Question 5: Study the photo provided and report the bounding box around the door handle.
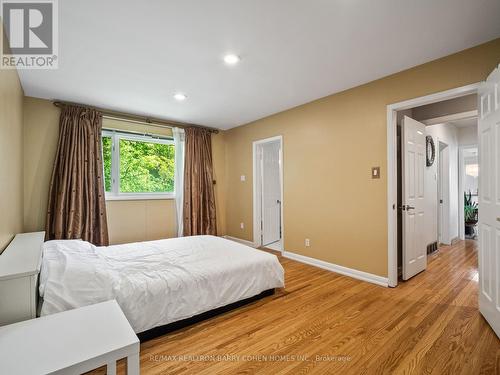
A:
[398,205,415,211]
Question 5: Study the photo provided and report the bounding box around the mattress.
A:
[39,235,284,333]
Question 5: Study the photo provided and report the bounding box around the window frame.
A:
[102,129,176,201]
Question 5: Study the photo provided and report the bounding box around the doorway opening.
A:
[459,145,479,240]
[253,136,284,252]
[388,83,480,287]
[390,64,499,337]
[438,140,450,245]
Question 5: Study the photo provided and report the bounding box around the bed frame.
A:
[38,288,275,342]
[137,288,275,341]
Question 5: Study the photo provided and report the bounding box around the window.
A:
[102,130,175,200]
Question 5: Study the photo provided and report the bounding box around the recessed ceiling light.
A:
[223,54,240,65]
[173,93,187,101]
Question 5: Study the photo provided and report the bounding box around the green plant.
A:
[464,190,478,223]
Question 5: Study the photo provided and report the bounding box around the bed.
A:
[39,235,284,335]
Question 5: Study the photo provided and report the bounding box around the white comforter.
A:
[39,236,284,333]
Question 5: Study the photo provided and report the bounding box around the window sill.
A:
[105,194,175,201]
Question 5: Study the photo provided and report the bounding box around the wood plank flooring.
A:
[91,240,499,374]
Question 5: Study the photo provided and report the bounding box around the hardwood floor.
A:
[93,240,499,374]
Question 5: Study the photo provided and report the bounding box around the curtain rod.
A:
[52,100,219,134]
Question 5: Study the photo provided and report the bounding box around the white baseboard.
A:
[222,236,388,287]
[282,251,389,287]
[222,235,258,248]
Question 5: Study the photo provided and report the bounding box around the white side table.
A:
[0,231,45,326]
[0,300,140,375]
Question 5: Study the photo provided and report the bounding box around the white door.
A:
[261,142,281,246]
[402,116,427,280]
[478,64,500,338]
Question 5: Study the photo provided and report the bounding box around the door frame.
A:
[387,83,480,287]
[253,135,284,252]
[437,140,450,245]
[458,144,478,240]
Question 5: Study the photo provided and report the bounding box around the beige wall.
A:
[0,32,24,252]
[22,97,227,243]
[224,38,500,277]
[23,97,60,232]
[106,199,177,244]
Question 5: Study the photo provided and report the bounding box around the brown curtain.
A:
[45,105,109,245]
[183,127,217,236]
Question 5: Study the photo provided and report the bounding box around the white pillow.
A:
[39,239,102,299]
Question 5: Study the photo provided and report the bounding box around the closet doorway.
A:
[253,136,284,252]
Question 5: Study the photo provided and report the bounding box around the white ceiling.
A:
[18,0,500,129]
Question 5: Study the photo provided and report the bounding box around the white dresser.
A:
[0,232,45,326]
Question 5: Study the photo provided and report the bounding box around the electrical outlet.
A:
[305,238,310,247]
[240,222,244,229]
[240,175,246,182]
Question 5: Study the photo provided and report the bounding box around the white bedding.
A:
[39,235,284,333]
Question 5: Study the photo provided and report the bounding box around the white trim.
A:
[252,135,284,253]
[387,83,480,287]
[421,110,478,126]
[283,251,389,287]
[387,106,398,287]
[222,235,258,248]
[387,83,480,112]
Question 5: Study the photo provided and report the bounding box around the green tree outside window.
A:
[102,135,175,194]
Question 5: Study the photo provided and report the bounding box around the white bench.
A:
[0,300,140,375]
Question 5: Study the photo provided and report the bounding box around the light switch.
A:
[240,175,246,182]
[372,167,380,179]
